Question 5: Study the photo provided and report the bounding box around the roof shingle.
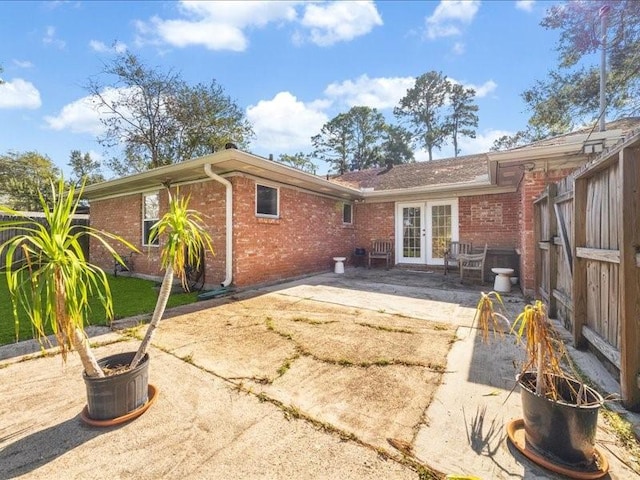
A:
[328,153,489,191]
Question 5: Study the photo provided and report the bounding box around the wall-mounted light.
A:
[583,140,604,154]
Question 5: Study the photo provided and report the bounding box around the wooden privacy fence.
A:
[533,132,640,409]
[0,213,90,269]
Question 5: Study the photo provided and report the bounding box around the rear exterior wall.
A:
[353,202,396,264]
[231,176,355,286]
[90,177,356,288]
[89,181,227,286]
[458,192,520,249]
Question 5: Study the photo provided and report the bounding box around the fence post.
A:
[619,147,640,409]
[572,176,588,349]
[547,183,558,317]
[533,187,545,298]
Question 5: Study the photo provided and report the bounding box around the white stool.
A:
[492,268,514,293]
[333,257,346,274]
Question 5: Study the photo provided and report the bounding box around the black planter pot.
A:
[83,352,149,420]
[519,372,603,468]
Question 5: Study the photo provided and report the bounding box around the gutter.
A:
[204,164,233,287]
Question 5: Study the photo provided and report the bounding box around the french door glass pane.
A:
[402,207,421,258]
[431,205,452,259]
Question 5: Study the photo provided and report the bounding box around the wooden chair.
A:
[444,241,473,275]
[459,243,488,283]
[368,239,393,269]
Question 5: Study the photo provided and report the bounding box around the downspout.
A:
[204,164,233,287]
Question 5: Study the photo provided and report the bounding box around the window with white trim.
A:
[142,192,160,246]
[256,184,279,217]
[343,203,353,224]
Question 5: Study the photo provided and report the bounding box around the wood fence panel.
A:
[537,135,640,408]
[554,190,574,330]
[0,214,89,269]
[584,166,620,350]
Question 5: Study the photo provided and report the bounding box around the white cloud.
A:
[515,1,535,12]
[136,0,381,51]
[447,76,497,98]
[457,129,511,154]
[324,74,414,109]
[89,40,127,53]
[43,26,66,49]
[464,79,497,98]
[136,1,297,51]
[432,128,511,159]
[88,149,104,163]
[300,0,382,46]
[13,59,34,69]
[452,42,465,55]
[44,87,131,135]
[0,79,41,109]
[246,91,328,153]
[425,0,481,39]
[44,96,104,134]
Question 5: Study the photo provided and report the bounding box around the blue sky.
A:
[0,0,569,178]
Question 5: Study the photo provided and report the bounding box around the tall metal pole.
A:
[599,5,610,132]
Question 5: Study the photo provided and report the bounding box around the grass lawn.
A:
[0,273,199,347]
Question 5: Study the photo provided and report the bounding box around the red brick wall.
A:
[459,192,520,248]
[519,168,575,295]
[88,167,577,294]
[353,202,396,262]
[89,181,227,285]
[232,176,355,286]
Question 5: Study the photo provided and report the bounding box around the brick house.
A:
[83,119,639,295]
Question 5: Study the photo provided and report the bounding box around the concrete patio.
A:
[0,267,638,479]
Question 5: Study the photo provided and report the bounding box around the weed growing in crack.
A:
[181,353,194,364]
[292,317,336,325]
[265,317,293,340]
[283,404,303,421]
[357,322,415,334]
[277,354,299,377]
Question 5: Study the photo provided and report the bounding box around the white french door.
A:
[396,200,458,265]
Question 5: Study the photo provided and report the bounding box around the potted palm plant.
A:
[474,292,607,476]
[82,187,214,424]
[0,180,213,425]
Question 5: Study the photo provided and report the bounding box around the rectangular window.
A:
[143,192,160,246]
[342,203,353,224]
[256,184,279,217]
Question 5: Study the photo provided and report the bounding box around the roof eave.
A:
[358,176,513,201]
[83,150,360,201]
[487,129,625,166]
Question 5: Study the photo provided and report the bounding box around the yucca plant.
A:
[475,291,605,469]
[0,179,137,378]
[474,292,588,403]
[128,187,214,370]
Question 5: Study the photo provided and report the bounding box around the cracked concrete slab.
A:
[1,267,638,479]
[0,340,414,480]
